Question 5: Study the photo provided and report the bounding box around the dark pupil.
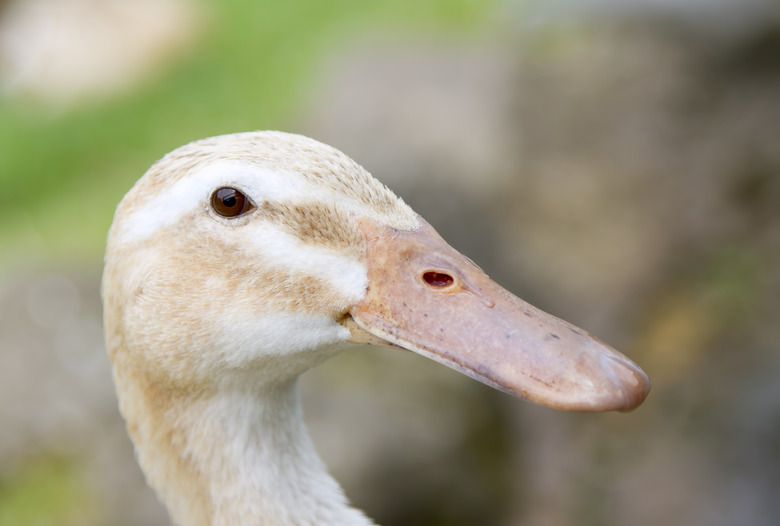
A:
[212,187,248,217]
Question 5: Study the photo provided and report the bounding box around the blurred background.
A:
[1,0,779,524]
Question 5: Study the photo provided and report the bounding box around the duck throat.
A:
[117,375,375,526]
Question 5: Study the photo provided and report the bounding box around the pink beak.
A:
[343,217,650,412]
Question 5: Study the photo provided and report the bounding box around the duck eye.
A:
[211,187,253,218]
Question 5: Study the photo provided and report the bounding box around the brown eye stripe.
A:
[211,188,254,218]
[255,202,364,258]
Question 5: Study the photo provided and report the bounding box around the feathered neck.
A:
[115,365,375,526]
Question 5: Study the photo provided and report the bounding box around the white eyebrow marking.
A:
[117,161,305,245]
[116,157,420,249]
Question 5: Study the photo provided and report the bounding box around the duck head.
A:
[103,131,649,411]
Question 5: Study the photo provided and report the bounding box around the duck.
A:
[102,131,650,526]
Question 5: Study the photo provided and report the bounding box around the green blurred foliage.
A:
[0,454,96,526]
[0,0,493,267]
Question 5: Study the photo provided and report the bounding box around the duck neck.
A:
[120,375,375,526]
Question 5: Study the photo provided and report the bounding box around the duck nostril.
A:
[422,271,454,288]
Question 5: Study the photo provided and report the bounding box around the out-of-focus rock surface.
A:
[2,8,779,526]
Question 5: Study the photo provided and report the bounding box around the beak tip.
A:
[605,356,652,412]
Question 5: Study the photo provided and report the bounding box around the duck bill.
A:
[345,217,650,412]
